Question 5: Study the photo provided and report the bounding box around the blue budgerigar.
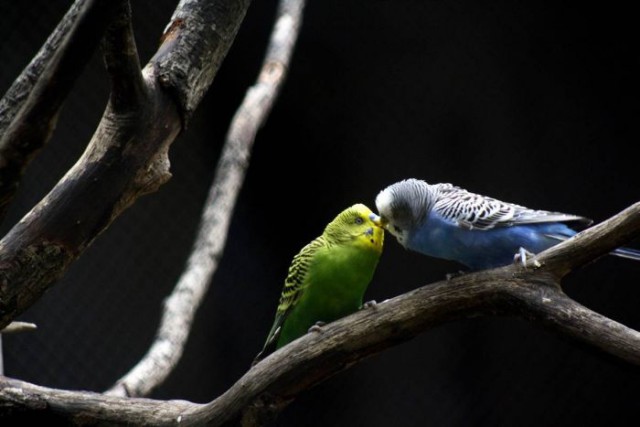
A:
[375,178,640,270]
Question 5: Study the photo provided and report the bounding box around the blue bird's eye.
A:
[355,217,364,225]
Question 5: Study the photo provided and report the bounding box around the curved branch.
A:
[106,0,306,398]
[0,376,195,425]
[507,282,640,364]
[2,262,640,424]
[2,190,640,422]
[0,273,515,425]
[0,0,251,330]
[0,321,37,334]
[0,0,119,220]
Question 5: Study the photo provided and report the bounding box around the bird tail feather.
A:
[544,233,640,261]
[611,246,640,261]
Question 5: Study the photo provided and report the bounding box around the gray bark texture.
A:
[0,0,251,330]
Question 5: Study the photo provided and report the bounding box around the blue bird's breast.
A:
[406,213,577,270]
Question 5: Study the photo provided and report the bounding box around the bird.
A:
[375,178,640,271]
[253,203,384,363]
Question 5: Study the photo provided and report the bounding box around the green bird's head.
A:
[324,203,385,252]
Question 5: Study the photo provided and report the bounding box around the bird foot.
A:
[513,247,541,268]
[446,270,467,281]
[362,300,377,309]
[308,321,326,334]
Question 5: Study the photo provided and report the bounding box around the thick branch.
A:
[0,0,251,329]
[2,190,640,420]
[0,0,119,220]
[2,265,640,424]
[107,0,305,398]
[152,0,252,123]
[0,376,196,425]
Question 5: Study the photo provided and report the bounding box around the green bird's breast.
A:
[276,243,381,348]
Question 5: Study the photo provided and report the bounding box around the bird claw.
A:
[513,247,540,268]
[362,300,377,309]
[308,321,326,334]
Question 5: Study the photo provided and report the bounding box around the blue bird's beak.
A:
[369,212,387,227]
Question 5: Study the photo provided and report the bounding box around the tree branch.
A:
[102,0,146,113]
[106,0,306,398]
[0,0,119,221]
[1,200,639,424]
[507,282,640,365]
[0,0,251,330]
[0,322,37,334]
[0,376,196,425]
[153,0,253,124]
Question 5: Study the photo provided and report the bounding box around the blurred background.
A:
[1,0,639,425]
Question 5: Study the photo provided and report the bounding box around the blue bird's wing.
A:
[432,184,592,231]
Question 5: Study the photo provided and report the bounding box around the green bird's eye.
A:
[355,217,364,225]
[394,225,402,232]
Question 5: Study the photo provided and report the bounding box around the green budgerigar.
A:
[254,203,384,363]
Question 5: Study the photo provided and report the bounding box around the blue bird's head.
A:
[375,179,431,247]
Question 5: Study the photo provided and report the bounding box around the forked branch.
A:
[0,0,251,330]
[0,0,119,220]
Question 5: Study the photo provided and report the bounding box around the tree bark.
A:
[0,0,251,330]
[0,0,119,220]
[2,240,640,424]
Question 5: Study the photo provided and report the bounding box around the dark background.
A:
[1,1,639,425]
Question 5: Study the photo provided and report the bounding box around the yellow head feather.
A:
[323,203,384,252]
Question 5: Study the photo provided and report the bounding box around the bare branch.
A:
[0,0,251,330]
[507,282,640,365]
[102,0,146,113]
[3,196,640,421]
[3,258,640,424]
[5,200,637,423]
[106,0,306,398]
[0,321,37,334]
[152,0,252,123]
[0,376,197,425]
[216,268,640,424]
[0,0,119,220]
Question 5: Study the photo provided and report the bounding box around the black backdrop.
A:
[1,1,639,426]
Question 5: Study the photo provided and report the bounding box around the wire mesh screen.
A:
[2,1,640,426]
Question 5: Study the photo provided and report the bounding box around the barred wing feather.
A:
[254,237,325,362]
[433,184,592,230]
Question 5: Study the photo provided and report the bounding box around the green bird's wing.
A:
[253,236,325,363]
